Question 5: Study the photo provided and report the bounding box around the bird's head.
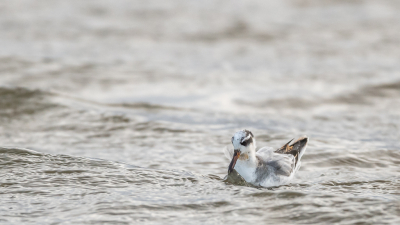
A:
[228,129,256,174]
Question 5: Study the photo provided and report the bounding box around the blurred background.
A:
[1,0,399,224]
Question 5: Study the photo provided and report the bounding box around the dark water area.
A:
[1,0,400,224]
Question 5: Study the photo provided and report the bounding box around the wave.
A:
[234,79,400,109]
[0,86,58,118]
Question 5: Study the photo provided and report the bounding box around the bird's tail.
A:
[275,136,309,166]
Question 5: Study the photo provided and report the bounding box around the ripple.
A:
[0,87,58,119]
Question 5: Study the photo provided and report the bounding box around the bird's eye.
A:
[241,138,252,146]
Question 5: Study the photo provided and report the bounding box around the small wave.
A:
[234,79,400,110]
[48,90,189,112]
[0,147,220,190]
[306,149,400,169]
[0,147,44,156]
[0,86,59,119]
[185,20,277,43]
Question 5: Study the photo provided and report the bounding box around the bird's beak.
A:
[228,150,240,174]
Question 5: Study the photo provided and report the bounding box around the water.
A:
[1,0,400,224]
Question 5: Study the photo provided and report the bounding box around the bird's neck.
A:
[249,149,258,167]
[239,148,258,167]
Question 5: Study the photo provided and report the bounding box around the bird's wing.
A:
[223,145,234,160]
[256,146,275,155]
[256,147,295,177]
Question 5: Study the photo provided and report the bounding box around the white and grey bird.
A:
[224,130,308,187]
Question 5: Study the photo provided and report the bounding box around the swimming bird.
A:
[224,130,308,187]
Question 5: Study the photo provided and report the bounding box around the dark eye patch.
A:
[240,137,253,146]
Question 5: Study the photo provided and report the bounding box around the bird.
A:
[224,129,308,187]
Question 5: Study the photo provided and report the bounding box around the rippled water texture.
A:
[1,0,400,224]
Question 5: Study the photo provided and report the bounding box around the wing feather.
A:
[256,147,295,177]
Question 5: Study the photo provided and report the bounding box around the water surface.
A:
[1,0,400,224]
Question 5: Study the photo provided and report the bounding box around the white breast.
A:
[234,160,257,183]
